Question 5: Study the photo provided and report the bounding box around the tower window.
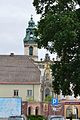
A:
[30,31,33,35]
[30,31,33,38]
[29,46,33,55]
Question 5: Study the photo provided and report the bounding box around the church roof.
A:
[0,54,40,85]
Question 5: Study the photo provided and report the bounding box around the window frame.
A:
[27,90,32,97]
[14,90,19,96]
[29,46,33,56]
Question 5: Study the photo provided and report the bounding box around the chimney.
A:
[10,53,14,56]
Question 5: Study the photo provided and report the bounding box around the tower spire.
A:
[31,14,33,19]
[23,15,38,61]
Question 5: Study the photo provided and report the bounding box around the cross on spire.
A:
[31,14,33,20]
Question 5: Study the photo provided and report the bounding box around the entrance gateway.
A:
[64,101,80,119]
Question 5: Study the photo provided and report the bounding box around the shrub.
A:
[27,115,46,120]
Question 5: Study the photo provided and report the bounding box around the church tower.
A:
[23,16,38,61]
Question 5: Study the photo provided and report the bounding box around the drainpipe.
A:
[33,84,34,101]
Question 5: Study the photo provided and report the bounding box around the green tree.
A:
[33,0,80,97]
[45,95,52,102]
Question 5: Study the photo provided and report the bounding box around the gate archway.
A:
[35,106,39,115]
[66,105,78,119]
[28,106,32,115]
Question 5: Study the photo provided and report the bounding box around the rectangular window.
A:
[27,90,32,97]
[14,90,19,96]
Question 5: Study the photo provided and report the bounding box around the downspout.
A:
[33,84,34,101]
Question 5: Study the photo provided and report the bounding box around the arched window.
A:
[45,88,50,97]
[29,46,33,55]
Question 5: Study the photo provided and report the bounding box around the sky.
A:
[0,0,56,60]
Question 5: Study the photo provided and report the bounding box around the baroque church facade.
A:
[23,15,54,101]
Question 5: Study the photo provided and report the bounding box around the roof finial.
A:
[31,14,33,20]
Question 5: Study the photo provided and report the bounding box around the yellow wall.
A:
[0,84,41,102]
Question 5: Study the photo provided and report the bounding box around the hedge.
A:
[27,115,47,120]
